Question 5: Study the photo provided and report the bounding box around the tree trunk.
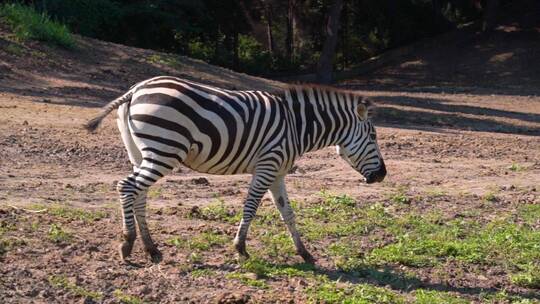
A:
[265,3,275,55]
[316,0,344,84]
[233,31,239,70]
[341,1,348,71]
[286,0,296,63]
[239,0,271,51]
[483,0,499,32]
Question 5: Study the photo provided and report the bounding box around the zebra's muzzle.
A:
[364,161,386,184]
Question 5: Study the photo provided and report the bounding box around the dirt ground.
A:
[1,23,539,303]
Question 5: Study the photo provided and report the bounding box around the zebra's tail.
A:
[84,90,134,132]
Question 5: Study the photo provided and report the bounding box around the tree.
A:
[316,0,344,84]
[482,0,499,31]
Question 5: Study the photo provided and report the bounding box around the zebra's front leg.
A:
[133,192,162,263]
[269,175,315,264]
[233,171,276,260]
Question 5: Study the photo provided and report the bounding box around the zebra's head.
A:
[337,97,386,184]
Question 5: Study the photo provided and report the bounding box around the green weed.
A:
[147,187,162,199]
[147,54,183,69]
[414,289,469,304]
[390,188,411,204]
[192,200,240,223]
[225,272,268,289]
[307,280,405,304]
[48,224,73,243]
[483,192,498,202]
[510,263,540,288]
[509,163,525,172]
[113,289,144,304]
[190,268,215,278]
[49,275,102,300]
[0,3,75,48]
[168,231,228,251]
[29,203,107,223]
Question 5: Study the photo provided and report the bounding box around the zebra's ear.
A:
[356,97,373,120]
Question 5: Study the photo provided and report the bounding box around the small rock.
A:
[215,292,250,304]
[191,177,210,186]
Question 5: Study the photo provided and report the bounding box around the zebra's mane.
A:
[283,84,374,111]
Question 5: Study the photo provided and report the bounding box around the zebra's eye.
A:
[370,133,377,140]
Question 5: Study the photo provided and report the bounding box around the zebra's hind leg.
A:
[233,169,277,260]
[269,175,315,264]
[117,159,173,263]
[133,192,162,263]
[117,174,140,263]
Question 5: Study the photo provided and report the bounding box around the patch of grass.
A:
[389,188,411,204]
[225,272,268,289]
[168,231,228,251]
[0,221,25,255]
[480,290,539,303]
[5,43,24,55]
[307,280,405,304]
[190,268,215,278]
[147,54,183,69]
[425,188,447,198]
[0,238,26,255]
[48,224,73,243]
[414,289,469,304]
[29,203,107,223]
[113,289,144,304]
[147,187,162,199]
[0,3,75,48]
[188,252,203,264]
[518,204,540,225]
[509,163,525,172]
[510,263,540,288]
[49,275,102,300]
[239,257,316,279]
[368,213,540,273]
[483,191,498,202]
[259,230,295,259]
[319,190,356,207]
[191,200,240,223]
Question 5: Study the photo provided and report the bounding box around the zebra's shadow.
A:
[195,260,539,300]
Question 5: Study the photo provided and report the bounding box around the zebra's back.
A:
[127,77,291,175]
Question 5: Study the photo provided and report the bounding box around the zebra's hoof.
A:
[300,251,316,264]
[234,242,250,260]
[119,242,134,263]
[147,248,163,264]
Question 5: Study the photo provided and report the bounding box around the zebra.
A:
[84,76,386,264]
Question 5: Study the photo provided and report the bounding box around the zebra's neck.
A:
[284,85,357,155]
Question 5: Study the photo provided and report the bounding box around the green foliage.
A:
[168,231,228,251]
[483,191,498,202]
[113,289,144,304]
[225,272,269,289]
[49,275,103,300]
[10,0,478,76]
[237,34,273,75]
[414,289,469,304]
[189,268,215,278]
[307,280,405,304]
[509,163,525,172]
[30,203,107,222]
[191,200,240,223]
[48,224,72,243]
[0,3,74,48]
[44,0,122,38]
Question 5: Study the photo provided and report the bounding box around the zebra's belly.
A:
[182,149,256,175]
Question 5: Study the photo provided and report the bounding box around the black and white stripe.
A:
[85,76,386,263]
